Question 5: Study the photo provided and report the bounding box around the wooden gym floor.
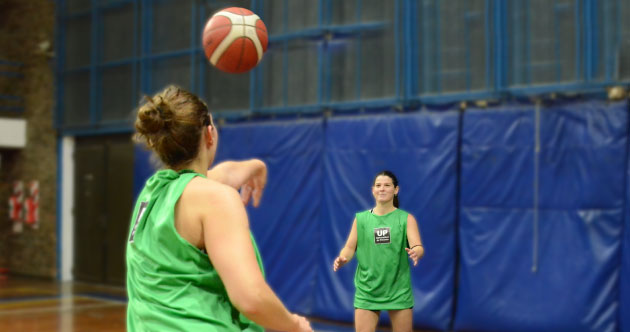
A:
[0,276,127,331]
[0,276,427,331]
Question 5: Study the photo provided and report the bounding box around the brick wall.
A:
[0,0,57,278]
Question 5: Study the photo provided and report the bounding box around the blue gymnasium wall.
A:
[131,100,630,331]
[455,101,628,332]
[623,117,630,332]
[213,120,324,313]
[132,144,155,200]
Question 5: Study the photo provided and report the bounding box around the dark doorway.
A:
[73,135,134,285]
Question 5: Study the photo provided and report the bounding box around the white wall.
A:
[0,118,26,148]
[61,136,75,281]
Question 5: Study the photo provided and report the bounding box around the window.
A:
[55,0,630,133]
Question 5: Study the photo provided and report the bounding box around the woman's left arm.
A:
[405,214,424,266]
[206,159,267,207]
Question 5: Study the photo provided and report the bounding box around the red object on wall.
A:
[24,181,39,228]
[8,181,23,222]
[9,195,22,221]
[24,197,37,225]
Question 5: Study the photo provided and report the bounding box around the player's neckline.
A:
[370,208,398,216]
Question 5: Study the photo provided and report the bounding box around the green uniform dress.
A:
[126,169,264,332]
[354,208,414,310]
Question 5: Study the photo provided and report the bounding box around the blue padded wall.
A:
[455,101,628,332]
[132,144,156,200]
[130,100,630,331]
[623,106,630,332]
[214,119,324,314]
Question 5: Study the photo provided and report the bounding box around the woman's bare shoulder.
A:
[183,176,242,206]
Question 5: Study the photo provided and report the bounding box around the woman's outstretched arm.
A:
[206,159,267,207]
[333,218,358,272]
[190,179,311,332]
[405,214,424,266]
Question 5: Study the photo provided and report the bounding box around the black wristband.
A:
[409,244,423,250]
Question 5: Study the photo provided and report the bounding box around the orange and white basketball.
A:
[202,7,268,74]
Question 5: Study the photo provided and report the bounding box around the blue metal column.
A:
[485,0,491,91]
[575,0,583,80]
[132,0,140,110]
[525,0,531,85]
[435,0,442,93]
[584,0,594,82]
[495,0,506,91]
[317,0,324,105]
[553,0,562,82]
[251,0,261,111]
[141,0,152,94]
[325,0,332,104]
[614,0,621,81]
[464,7,472,91]
[394,0,410,105]
[199,3,207,106]
[421,1,431,94]
[282,0,289,107]
[190,0,198,94]
[355,0,362,100]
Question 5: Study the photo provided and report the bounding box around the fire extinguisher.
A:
[24,181,39,228]
[8,181,23,223]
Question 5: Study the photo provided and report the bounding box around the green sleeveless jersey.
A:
[126,169,264,332]
[354,208,414,310]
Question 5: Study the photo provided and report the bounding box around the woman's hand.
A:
[333,256,349,272]
[289,314,313,332]
[239,162,266,207]
[207,159,267,207]
[406,246,424,266]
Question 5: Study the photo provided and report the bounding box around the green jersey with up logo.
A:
[126,169,264,332]
[354,208,414,310]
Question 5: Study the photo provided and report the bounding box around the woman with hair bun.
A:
[333,170,424,332]
[126,85,312,332]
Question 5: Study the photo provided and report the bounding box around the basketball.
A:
[202,7,268,74]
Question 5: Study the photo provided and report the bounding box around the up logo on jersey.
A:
[374,227,391,244]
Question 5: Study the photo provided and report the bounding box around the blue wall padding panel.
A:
[538,102,628,209]
[313,112,459,330]
[455,101,627,332]
[460,107,534,208]
[214,119,324,314]
[132,144,157,200]
[623,104,630,332]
